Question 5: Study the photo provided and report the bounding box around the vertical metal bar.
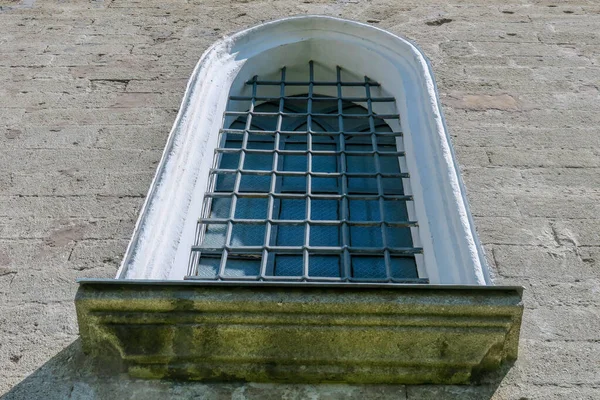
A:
[337,66,351,281]
[366,76,392,281]
[218,75,258,279]
[304,61,314,280]
[260,68,286,279]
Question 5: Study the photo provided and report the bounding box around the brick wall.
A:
[1,0,598,398]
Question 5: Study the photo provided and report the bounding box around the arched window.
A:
[116,15,492,284]
[189,62,425,283]
[78,16,523,384]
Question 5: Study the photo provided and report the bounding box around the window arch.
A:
[117,15,491,285]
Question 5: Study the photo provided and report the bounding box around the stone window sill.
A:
[75,280,523,384]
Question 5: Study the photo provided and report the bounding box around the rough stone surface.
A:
[75,283,522,384]
[1,0,599,398]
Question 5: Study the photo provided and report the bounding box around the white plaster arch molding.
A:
[117,15,491,285]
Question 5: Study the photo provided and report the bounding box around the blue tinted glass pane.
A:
[280,155,307,172]
[278,199,306,220]
[219,152,240,169]
[281,116,307,131]
[382,177,404,194]
[235,197,268,219]
[247,135,274,150]
[350,226,383,247]
[283,140,307,151]
[223,135,243,148]
[224,257,260,277]
[230,224,265,246]
[349,199,380,221]
[312,155,337,173]
[210,197,231,219]
[348,177,378,193]
[279,176,306,193]
[239,174,271,192]
[252,115,278,131]
[347,155,376,173]
[273,225,304,246]
[244,153,272,171]
[197,256,220,278]
[379,155,401,173]
[311,200,339,220]
[383,199,409,221]
[274,255,303,276]
[346,143,372,152]
[352,256,386,279]
[312,177,340,193]
[202,224,227,248]
[310,255,341,277]
[310,225,340,247]
[215,173,235,192]
[312,117,338,132]
[390,257,418,279]
[386,227,413,248]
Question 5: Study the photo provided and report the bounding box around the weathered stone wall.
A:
[0,0,598,398]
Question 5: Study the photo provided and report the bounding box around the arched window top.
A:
[117,16,490,285]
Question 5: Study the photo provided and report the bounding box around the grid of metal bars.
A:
[186,62,427,284]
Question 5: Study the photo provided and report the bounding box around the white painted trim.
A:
[116,15,491,285]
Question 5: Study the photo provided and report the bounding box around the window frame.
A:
[116,15,491,285]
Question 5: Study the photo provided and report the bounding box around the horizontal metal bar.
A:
[246,80,381,87]
[220,128,404,136]
[198,218,418,227]
[192,245,423,254]
[224,111,400,119]
[229,96,396,103]
[210,169,410,179]
[214,148,405,156]
[204,192,413,201]
[185,276,430,284]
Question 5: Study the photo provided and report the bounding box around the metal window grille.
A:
[186,62,428,284]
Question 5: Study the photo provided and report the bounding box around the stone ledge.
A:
[75,280,523,384]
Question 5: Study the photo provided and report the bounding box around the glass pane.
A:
[197,256,220,278]
[279,154,307,172]
[352,256,386,279]
[244,152,273,171]
[230,224,265,247]
[391,257,418,279]
[348,176,378,194]
[210,197,231,219]
[235,197,268,219]
[310,255,341,277]
[381,177,404,195]
[347,155,376,173]
[386,227,414,248]
[218,152,240,169]
[348,199,380,221]
[239,174,271,192]
[201,224,227,248]
[311,199,339,220]
[310,225,340,247]
[224,255,261,277]
[274,254,304,276]
[383,199,409,221]
[215,173,235,192]
[350,226,383,247]
[379,155,401,174]
[277,198,306,220]
[272,225,304,246]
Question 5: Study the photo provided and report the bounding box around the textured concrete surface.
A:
[0,0,599,398]
[75,283,522,383]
